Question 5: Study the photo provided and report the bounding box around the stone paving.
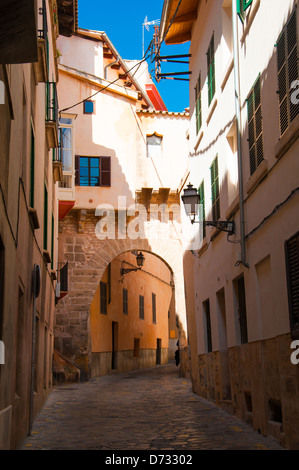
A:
[21,363,285,451]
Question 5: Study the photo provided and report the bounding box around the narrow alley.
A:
[21,363,284,451]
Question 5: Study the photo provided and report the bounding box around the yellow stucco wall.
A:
[91,251,173,354]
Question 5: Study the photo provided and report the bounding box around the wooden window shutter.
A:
[285,232,299,333]
[100,156,111,187]
[276,9,298,136]
[210,156,220,221]
[195,74,202,134]
[75,155,80,185]
[247,76,264,175]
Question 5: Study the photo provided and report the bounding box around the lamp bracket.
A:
[192,219,235,234]
[120,267,141,276]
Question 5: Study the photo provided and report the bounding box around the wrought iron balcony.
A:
[33,0,49,83]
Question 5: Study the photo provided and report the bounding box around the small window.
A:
[83,100,95,114]
[123,288,128,315]
[152,293,157,324]
[139,295,144,320]
[100,282,107,315]
[146,133,162,158]
[75,156,111,187]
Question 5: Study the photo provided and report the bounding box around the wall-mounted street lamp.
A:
[120,252,145,276]
[181,183,235,235]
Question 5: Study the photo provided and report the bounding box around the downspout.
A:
[232,0,249,268]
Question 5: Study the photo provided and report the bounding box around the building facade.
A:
[54,28,190,380]
[161,0,299,449]
[0,0,77,450]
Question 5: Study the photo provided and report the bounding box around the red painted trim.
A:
[145,84,168,112]
[59,200,75,220]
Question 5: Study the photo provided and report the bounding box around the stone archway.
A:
[54,234,188,379]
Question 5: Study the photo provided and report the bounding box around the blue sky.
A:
[77,0,190,112]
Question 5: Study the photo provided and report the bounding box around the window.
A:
[139,295,144,320]
[203,299,212,353]
[234,276,248,344]
[123,288,128,315]
[152,293,157,324]
[75,156,111,187]
[51,214,54,270]
[59,118,73,172]
[195,73,202,134]
[207,34,216,106]
[210,156,220,221]
[83,100,95,114]
[146,133,162,158]
[285,232,299,335]
[199,180,206,238]
[100,282,107,314]
[247,75,264,175]
[43,184,48,250]
[276,9,299,136]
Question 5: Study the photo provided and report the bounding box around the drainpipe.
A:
[232,0,249,268]
[104,56,119,81]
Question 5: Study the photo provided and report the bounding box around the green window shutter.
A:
[43,185,48,250]
[195,74,202,134]
[199,181,206,238]
[51,214,54,270]
[210,156,220,221]
[247,76,264,175]
[276,9,298,136]
[30,126,35,208]
[207,35,215,106]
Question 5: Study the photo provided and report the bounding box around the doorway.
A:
[156,338,162,365]
[112,321,118,370]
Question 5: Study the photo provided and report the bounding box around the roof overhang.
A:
[159,0,200,45]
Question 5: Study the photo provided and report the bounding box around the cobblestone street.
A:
[21,363,285,451]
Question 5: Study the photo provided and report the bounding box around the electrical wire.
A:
[59,52,152,114]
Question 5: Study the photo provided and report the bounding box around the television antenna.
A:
[142,16,160,57]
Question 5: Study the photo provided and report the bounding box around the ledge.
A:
[206,98,217,125]
[221,56,234,92]
[274,113,299,161]
[245,159,268,196]
[194,130,203,151]
[240,0,261,44]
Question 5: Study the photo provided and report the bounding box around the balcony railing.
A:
[46,81,58,123]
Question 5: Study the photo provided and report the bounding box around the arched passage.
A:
[54,237,188,379]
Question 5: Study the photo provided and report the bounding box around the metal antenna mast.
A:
[142,16,160,57]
